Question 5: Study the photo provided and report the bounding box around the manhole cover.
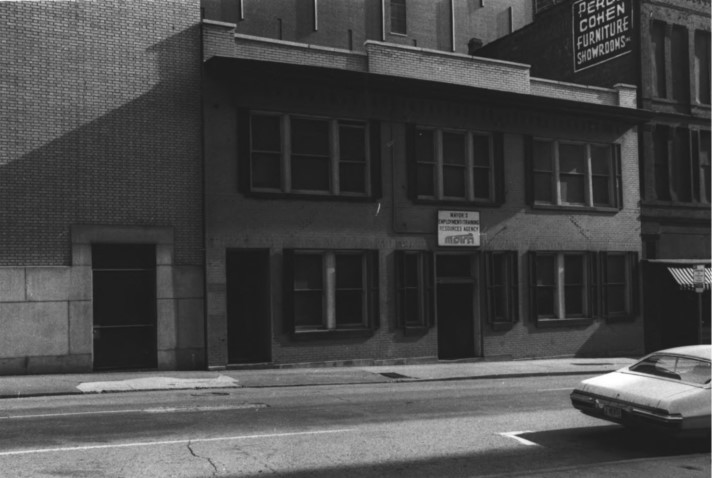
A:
[380,372,411,379]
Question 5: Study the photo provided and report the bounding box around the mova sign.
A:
[572,0,633,72]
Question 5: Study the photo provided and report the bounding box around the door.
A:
[226,249,271,364]
[436,253,478,360]
[92,244,157,370]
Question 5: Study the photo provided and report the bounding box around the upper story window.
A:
[240,111,381,199]
[695,30,711,105]
[390,0,407,35]
[651,125,711,204]
[408,125,503,205]
[650,20,697,104]
[526,137,622,210]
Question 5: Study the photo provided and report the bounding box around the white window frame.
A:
[533,139,616,208]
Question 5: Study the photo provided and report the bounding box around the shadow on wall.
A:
[0,26,203,267]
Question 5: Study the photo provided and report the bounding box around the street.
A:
[0,374,709,477]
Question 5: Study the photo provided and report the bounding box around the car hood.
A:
[576,370,700,409]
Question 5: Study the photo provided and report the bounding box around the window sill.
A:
[413,197,499,207]
[290,328,375,341]
[640,199,711,210]
[246,190,378,202]
[530,203,618,214]
[402,325,430,336]
[489,322,515,332]
[604,314,638,323]
[536,317,593,328]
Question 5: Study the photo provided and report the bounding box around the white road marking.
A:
[499,431,539,446]
[0,404,267,420]
[0,428,355,457]
[536,387,574,392]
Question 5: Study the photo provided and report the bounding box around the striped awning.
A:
[667,267,712,291]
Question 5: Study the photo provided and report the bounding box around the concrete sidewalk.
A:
[0,357,636,399]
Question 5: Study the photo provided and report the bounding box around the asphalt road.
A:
[0,375,708,477]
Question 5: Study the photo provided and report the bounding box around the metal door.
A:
[92,244,157,370]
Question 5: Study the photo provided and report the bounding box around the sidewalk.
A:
[0,357,636,399]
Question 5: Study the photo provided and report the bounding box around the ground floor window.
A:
[283,249,379,337]
[484,251,519,329]
[395,250,434,332]
[529,251,638,326]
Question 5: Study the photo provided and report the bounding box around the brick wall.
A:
[0,0,204,267]
[476,0,637,89]
[203,65,644,366]
[201,0,533,54]
[0,0,206,374]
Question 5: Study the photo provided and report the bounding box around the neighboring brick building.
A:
[476,0,711,351]
[0,1,205,374]
[201,0,649,368]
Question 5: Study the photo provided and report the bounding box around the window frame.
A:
[528,251,595,327]
[528,250,639,327]
[239,110,381,201]
[526,136,622,211]
[483,251,519,331]
[408,125,503,206]
[283,249,379,339]
[599,251,639,322]
[390,0,407,35]
[394,250,434,334]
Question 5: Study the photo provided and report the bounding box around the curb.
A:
[0,368,614,400]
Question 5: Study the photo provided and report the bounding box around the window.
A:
[600,252,638,320]
[671,25,690,102]
[529,251,639,325]
[630,354,711,385]
[529,252,594,324]
[651,21,666,98]
[409,126,502,204]
[395,251,434,332]
[698,130,711,203]
[483,251,518,329]
[652,126,711,204]
[390,0,406,35]
[240,111,380,199]
[653,125,671,201]
[695,30,711,105]
[527,137,621,209]
[283,250,379,337]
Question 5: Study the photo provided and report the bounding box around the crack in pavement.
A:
[187,440,219,476]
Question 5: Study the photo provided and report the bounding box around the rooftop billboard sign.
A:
[572,0,633,72]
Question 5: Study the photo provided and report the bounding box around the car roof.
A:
[649,345,712,361]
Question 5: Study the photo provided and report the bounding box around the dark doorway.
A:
[92,244,157,370]
[436,254,477,360]
[226,249,271,364]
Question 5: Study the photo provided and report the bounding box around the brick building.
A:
[0,1,205,374]
[201,0,649,368]
[476,0,711,352]
[1,0,652,375]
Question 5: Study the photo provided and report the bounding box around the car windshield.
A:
[630,354,711,385]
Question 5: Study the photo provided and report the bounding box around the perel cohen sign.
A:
[572,0,633,72]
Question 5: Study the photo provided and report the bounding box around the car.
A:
[570,345,711,436]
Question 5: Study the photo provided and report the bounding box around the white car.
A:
[571,345,711,436]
